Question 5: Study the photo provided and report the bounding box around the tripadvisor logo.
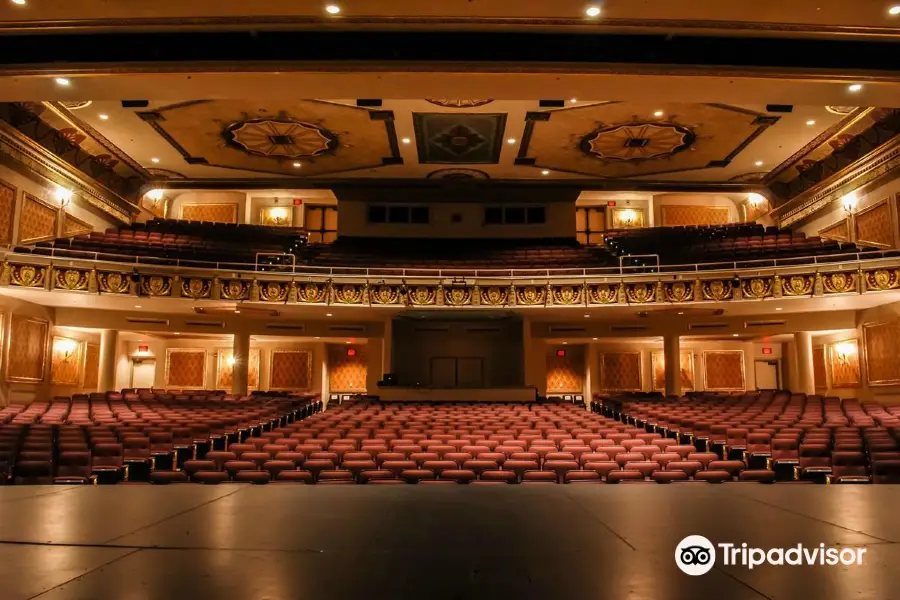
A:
[675,535,867,576]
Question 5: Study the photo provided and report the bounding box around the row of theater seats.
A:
[0,392,322,485]
[595,391,900,484]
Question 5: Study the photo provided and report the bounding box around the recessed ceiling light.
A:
[775,307,783,311]
[754,160,764,167]
[677,311,684,315]
[570,98,578,103]
[98,114,109,120]
[653,110,664,117]
[890,5,900,15]
[11,0,26,5]
[592,337,598,341]
[134,305,142,309]
[326,313,333,317]
[174,332,180,335]
[507,138,516,144]
[848,83,863,92]
[806,119,816,126]
[325,4,340,14]
[541,170,550,175]
[315,336,320,339]
[150,157,160,163]
[585,6,601,17]
[732,333,739,337]
[583,314,590,318]
[345,340,351,344]
[54,77,71,87]
[401,137,411,144]
[562,341,568,345]
[234,309,241,314]
[292,162,302,167]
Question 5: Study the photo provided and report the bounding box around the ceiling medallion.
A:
[60,100,92,110]
[425,99,494,108]
[825,106,857,115]
[581,122,695,162]
[223,119,337,159]
[426,168,490,179]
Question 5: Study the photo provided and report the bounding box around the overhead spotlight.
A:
[806,119,816,126]
[54,77,71,87]
[585,6,601,17]
[754,160,764,167]
[541,170,550,175]
[292,162,302,167]
[848,83,863,92]
[653,110,664,117]
[325,4,341,14]
[401,137,411,144]
[150,157,160,163]
[98,114,109,120]
[507,138,516,144]
[890,5,900,15]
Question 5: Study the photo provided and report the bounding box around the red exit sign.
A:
[293,198,303,206]
[607,201,617,207]
[762,347,772,355]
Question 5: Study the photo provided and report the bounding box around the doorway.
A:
[429,357,485,388]
[754,360,780,390]
[132,358,156,389]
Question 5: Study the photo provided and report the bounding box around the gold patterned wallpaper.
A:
[863,321,900,386]
[7,315,48,383]
[141,195,167,218]
[599,352,642,391]
[180,203,238,223]
[216,348,260,390]
[546,346,585,393]
[703,350,745,391]
[19,194,57,244]
[166,349,207,389]
[660,205,730,226]
[813,346,827,389]
[0,179,16,246]
[83,343,99,390]
[819,219,851,243]
[855,200,893,248]
[62,213,92,237]
[259,205,293,227]
[828,339,861,388]
[651,350,695,391]
[328,345,367,393]
[50,336,81,386]
[271,350,312,390]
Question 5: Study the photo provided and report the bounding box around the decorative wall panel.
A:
[660,205,730,226]
[165,349,207,389]
[82,342,100,390]
[828,339,861,388]
[0,179,16,246]
[18,194,57,243]
[259,205,293,227]
[270,350,312,390]
[62,213,92,237]
[328,345,367,393]
[744,199,769,222]
[863,321,900,386]
[546,346,585,394]
[703,350,745,391]
[216,348,260,390]
[599,352,642,391]
[141,195,167,218]
[819,218,850,243]
[813,346,827,389]
[7,315,48,383]
[610,207,645,229]
[855,200,893,248]
[651,350,695,391]
[50,336,81,386]
[180,203,238,223]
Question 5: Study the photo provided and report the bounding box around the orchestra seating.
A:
[4,392,896,485]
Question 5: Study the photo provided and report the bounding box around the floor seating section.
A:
[16,219,306,268]
[595,390,900,484]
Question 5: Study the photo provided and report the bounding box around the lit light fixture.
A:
[98,114,109,120]
[619,209,638,227]
[53,185,73,205]
[315,336,321,339]
[806,119,816,126]
[54,77,70,86]
[11,0,27,5]
[583,314,590,318]
[174,332,181,335]
[227,356,236,367]
[677,311,685,315]
[234,309,241,314]
[134,305,142,309]
[585,6,601,17]
[891,5,900,15]
[775,307,783,311]
[507,138,516,145]
[326,313,333,317]
[653,110,664,117]
[747,192,766,207]
[834,341,857,364]
[345,340,351,344]
[150,157,160,163]
[841,190,858,214]
[570,98,578,103]
[848,83,863,92]
[754,160,764,167]
[592,337,598,341]
[292,162,302,168]
[401,137,411,144]
[325,4,341,14]
[732,333,739,337]
[541,170,550,175]
[562,341,568,345]
[145,188,164,201]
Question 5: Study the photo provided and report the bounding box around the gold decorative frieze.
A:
[53,267,89,291]
[516,285,547,306]
[865,268,900,291]
[444,286,472,306]
[781,274,814,296]
[664,281,694,303]
[479,285,509,306]
[140,275,173,297]
[701,279,733,301]
[181,277,212,299]
[551,284,583,305]
[333,283,365,304]
[9,264,47,288]
[220,278,250,301]
[588,283,619,304]
[97,271,131,294]
[296,281,327,304]
[369,284,400,305]
[741,277,774,299]
[408,285,437,306]
[625,282,656,303]
[821,272,856,294]
[258,281,289,302]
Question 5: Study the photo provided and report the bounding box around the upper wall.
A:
[167,191,247,223]
[651,193,741,226]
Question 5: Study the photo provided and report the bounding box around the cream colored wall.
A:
[337,200,576,239]
[651,193,741,225]
[168,191,248,223]
[577,196,652,228]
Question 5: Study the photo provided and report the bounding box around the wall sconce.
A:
[227,355,236,367]
[747,192,766,208]
[841,191,858,215]
[54,338,78,362]
[834,341,857,364]
[145,188,165,202]
[619,209,637,227]
[54,185,73,207]
[270,207,288,225]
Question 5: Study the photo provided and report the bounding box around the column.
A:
[382,318,393,377]
[794,331,815,396]
[663,333,681,397]
[583,343,597,410]
[98,329,118,393]
[231,332,251,396]
[292,202,304,228]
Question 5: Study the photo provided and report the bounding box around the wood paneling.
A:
[855,199,893,248]
[813,346,827,389]
[660,205,730,226]
[546,346,584,394]
[18,194,57,243]
[599,352,642,391]
[216,348,260,390]
[270,350,312,390]
[328,345,367,393]
[50,336,81,386]
[863,321,900,386]
[62,213,92,237]
[828,339,861,388]
[0,179,16,246]
[165,349,207,389]
[651,350,695,391]
[82,343,100,390]
[703,350,745,391]
[6,315,47,383]
[819,218,850,243]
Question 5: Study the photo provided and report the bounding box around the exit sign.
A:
[607,201,617,207]
[762,347,772,355]
[293,198,303,206]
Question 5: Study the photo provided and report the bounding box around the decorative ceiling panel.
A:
[413,112,507,164]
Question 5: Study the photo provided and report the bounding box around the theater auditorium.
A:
[0,2,899,599]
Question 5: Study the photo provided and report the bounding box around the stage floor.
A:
[1,484,897,600]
